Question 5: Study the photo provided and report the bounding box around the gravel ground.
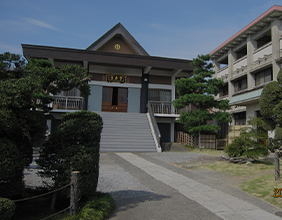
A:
[97,153,152,199]
[23,155,53,188]
[96,152,218,201]
[24,151,214,189]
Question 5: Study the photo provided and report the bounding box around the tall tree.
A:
[0,52,91,198]
[259,69,282,150]
[173,54,231,148]
[260,69,282,130]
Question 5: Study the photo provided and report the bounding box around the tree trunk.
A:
[275,151,280,180]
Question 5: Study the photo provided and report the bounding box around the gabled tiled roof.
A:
[86,22,149,56]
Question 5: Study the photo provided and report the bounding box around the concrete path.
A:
[97,152,282,220]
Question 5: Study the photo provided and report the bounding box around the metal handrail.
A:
[149,101,190,114]
[147,101,161,148]
[52,96,84,110]
[149,101,175,114]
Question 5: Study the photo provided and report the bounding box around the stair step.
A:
[96,112,156,152]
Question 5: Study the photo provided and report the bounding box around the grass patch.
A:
[63,192,115,220]
[194,157,282,209]
[240,174,282,208]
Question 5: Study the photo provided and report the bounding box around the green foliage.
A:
[0,138,24,198]
[260,69,282,150]
[0,52,92,197]
[225,118,269,159]
[0,76,48,165]
[259,80,282,129]
[64,193,115,220]
[0,52,25,74]
[38,111,103,199]
[267,126,282,152]
[0,197,16,220]
[25,59,91,97]
[173,54,231,136]
[76,193,115,220]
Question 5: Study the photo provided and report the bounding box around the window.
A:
[255,67,272,86]
[256,110,261,118]
[219,84,228,97]
[255,30,271,49]
[218,57,228,69]
[235,45,247,60]
[233,77,247,92]
[149,89,171,102]
[233,112,246,125]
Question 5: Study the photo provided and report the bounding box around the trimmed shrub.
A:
[0,197,16,220]
[0,138,24,198]
[225,118,269,159]
[225,135,269,159]
[38,111,103,199]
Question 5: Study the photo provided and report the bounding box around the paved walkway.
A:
[97,152,282,220]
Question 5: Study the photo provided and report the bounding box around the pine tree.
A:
[259,69,282,150]
[173,54,231,148]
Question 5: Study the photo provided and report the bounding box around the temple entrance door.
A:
[102,87,128,112]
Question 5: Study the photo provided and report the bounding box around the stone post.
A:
[70,171,80,215]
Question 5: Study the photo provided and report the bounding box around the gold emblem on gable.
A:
[114,44,121,50]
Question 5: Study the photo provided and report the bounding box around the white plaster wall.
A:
[246,102,260,122]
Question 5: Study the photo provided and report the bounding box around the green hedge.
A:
[38,111,103,199]
[0,198,16,220]
[0,138,24,198]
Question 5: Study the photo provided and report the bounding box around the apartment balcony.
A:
[51,96,84,111]
[253,42,272,70]
[217,66,228,81]
[233,56,247,76]
[149,101,190,116]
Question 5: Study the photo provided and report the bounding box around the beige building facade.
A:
[210,5,282,143]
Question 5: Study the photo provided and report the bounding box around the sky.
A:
[0,0,281,60]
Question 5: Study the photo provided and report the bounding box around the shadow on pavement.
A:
[109,190,170,215]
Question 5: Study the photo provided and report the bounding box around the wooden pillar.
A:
[141,69,149,113]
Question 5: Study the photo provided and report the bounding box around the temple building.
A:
[22,23,193,152]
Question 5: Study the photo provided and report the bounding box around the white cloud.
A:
[0,17,59,32]
[23,18,59,31]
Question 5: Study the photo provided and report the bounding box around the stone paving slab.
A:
[117,152,281,220]
[98,153,222,220]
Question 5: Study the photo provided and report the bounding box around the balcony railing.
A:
[147,102,161,149]
[149,101,190,115]
[52,96,83,110]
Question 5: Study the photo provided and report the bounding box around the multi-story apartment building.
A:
[210,5,282,142]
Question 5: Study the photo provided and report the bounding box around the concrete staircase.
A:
[96,112,157,152]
